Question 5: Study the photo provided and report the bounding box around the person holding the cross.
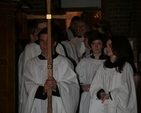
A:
[18,20,67,106]
[19,28,80,113]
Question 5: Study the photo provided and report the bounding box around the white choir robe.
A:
[22,42,66,72]
[90,62,138,113]
[61,40,79,64]
[18,42,66,110]
[22,42,41,72]
[76,57,105,113]
[19,42,66,89]
[70,37,85,58]
[18,51,24,100]
[56,43,66,57]
[19,55,80,113]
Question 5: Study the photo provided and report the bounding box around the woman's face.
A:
[106,39,114,56]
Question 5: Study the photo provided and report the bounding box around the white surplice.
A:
[70,37,85,58]
[90,62,138,113]
[19,42,66,90]
[22,42,66,72]
[22,42,41,72]
[56,43,66,57]
[76,57,105,113]
[18,51,24,99]
[61,40,79,64]
[19,55,80,113]
[18,42,66,111]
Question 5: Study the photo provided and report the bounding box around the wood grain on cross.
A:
[26,0,71,113]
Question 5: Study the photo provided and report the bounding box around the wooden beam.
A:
[26,14,71,19]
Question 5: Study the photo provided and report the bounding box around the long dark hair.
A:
[104,36,135,73]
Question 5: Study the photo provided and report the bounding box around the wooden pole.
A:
[46,0,52,113]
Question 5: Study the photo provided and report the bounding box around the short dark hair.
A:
[71,16,81,23]
[38,27,58,42]
[35,19,47,28]
[86,30,105,47]
[104,36,135,73]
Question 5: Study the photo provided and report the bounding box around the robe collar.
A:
[38,52,59,60]
[105,58,119,68]
[90,53,107,60]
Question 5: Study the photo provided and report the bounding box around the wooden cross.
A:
[26,0,71,113]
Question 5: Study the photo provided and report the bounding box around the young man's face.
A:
[39,33,57,56]
[91,39,103,54]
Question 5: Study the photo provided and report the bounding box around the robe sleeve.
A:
[35,85,60,100]
[90,63,104,99]
[76,59,87,94]
[97,89,105,99]
[23,59,40,113]
[34,86,47,100]
[18,52,24,97]
[109,63,137,111]
[56,58,80,113]
[76,58,88,84]
[22,44,32,73]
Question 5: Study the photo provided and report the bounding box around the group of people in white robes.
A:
[66,19,137,112]
[18,17,138,113]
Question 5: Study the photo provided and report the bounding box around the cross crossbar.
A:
[27,14,71,19]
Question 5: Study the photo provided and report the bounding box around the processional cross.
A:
[27,0,71,113]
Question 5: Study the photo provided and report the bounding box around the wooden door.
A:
[0,3,16,113]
